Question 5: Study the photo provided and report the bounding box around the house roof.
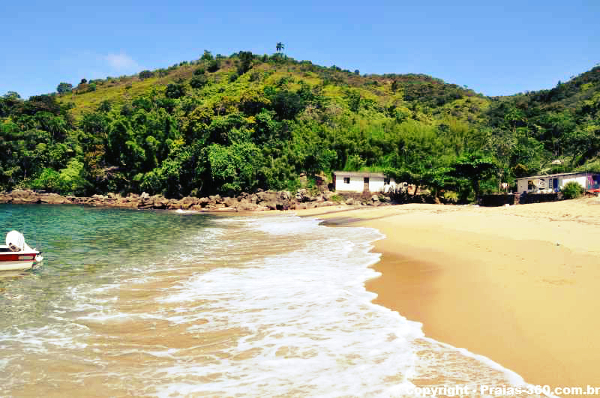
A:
[333,171,386,178]
[516,171,598,181]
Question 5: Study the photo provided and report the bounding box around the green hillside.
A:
[1,51,598,202]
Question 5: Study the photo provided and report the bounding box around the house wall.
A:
[517,173,594,193]
[335,175,396,193]
[335,176,365,192]
[561,175,588,189]
[368,177,386,192]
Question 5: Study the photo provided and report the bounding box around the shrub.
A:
[207,59,220,73]
[193,67,206,76]
[190,75,208,89]
[330,194,343,202]
[56,82,73,94]
[165,83,185,99]
[249,72,261,82]
[561,181,584,199]
[139,70,154,79]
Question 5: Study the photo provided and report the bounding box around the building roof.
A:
[333,171,386,178]
[516,171,598,181]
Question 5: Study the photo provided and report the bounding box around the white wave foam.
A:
[152,215,538,397]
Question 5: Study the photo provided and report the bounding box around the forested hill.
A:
[1,51,599,202]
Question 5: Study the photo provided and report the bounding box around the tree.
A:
[207,59,221,73]
[237,51,254,75]
[139,70,154,80]
[451,152,497,201]
[200,50,213,61]
[190,75,208,89]
[165,83,185,99]
[56,83,73,94]
[276,42,284,53]
[3,91,21,99]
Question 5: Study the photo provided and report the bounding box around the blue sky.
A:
[1,1,598,98]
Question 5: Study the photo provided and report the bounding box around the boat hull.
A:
[0,253,39,271]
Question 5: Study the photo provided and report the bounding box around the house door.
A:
[553,179,558,191]
[364,177,369,192]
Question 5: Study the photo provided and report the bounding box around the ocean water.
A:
[0,204,543,397]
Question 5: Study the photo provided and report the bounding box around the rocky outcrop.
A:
[0,188,394,212]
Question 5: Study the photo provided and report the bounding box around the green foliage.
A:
[208,142,262,193]
[190,75,208,89]
[31,159,89,195]
[165,83,185,99]
[450,152,496,200]
[237,51,254,75]
[200,50,213,61]
[3,56,600,201]
[57,82,73,94]
[139,70,154,80]
[561,181,585,199]
[207,59,221,73]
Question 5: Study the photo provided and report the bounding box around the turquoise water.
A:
[0,205,215,339]
[0,204,539,397]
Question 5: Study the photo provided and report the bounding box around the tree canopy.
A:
[2,55,599,202]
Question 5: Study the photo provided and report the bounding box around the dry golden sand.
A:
[294,198,600,392]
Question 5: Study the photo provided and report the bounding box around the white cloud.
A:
[104,52,140,73]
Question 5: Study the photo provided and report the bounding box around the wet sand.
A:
[296,198,600,392]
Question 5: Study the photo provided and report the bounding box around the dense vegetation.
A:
[1,50,599,202]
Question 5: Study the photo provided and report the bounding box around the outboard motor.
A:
[6,230,25,252]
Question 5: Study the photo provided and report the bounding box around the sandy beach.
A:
[296,198,600,392]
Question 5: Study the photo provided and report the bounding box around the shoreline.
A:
[5,194,600,391]
[303,199,600,392]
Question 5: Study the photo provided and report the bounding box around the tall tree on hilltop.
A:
[276,42,284,53]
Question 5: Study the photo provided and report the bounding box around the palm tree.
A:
[276,42,284,53]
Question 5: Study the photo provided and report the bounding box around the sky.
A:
[1,0,598,98]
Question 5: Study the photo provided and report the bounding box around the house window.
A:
[343,177,350,184]
[364,177,369,184]
[384,177,390,185]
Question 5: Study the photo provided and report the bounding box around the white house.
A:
[333,171,396,193]
[516,172,600,194]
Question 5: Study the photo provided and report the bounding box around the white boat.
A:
[0,231,43,271]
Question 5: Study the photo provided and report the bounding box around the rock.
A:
[40,193,70,205]
[238,202,258,211]
[371,195,380,202]
[295,189,310,202]
[10,189,35,198]
[199,197,210,207]
[223,197,237,208]
[152,196,169,209]
[323,191,336,201]
[141,192,150,199]
[209,195,222,204]
[167,199,182,210]
[179,196,199,210]
[345,198,354,206]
